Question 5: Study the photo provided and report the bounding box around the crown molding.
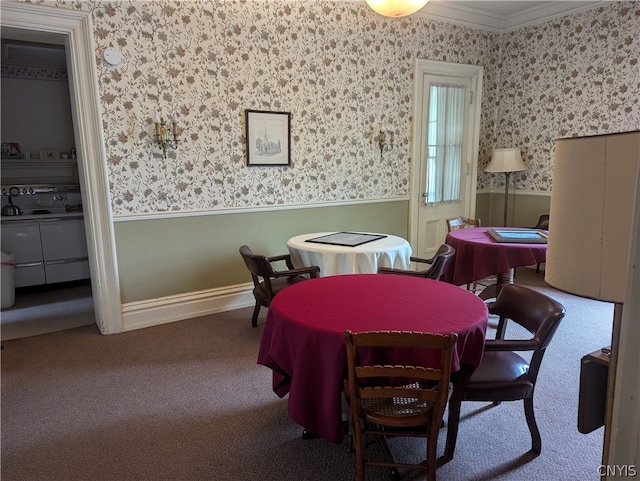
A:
[499,1,607,32]
[412,1,607,32]
[419,1,505,31]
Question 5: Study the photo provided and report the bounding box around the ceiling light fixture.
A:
[365,0,429,18]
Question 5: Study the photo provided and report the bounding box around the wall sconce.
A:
[376,129,394,158]
[153,112,180,158]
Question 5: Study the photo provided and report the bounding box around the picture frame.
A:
[487,228,548,244]
[40,150,60,160]
[245,109,291,166]
[1,142,21,159]
[305,232,388,247]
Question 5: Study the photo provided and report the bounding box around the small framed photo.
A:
[245,109,291,166]
[40,150,60,160]
[1,142,21,159]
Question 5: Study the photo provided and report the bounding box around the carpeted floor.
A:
[1,268,613,480]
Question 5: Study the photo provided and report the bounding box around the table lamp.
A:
[485,148,528,226]
[544,131,639,467]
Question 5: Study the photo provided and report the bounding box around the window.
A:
[425,83,465,204]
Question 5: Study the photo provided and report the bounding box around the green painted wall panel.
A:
[114,195,551,303]
[476,192,551,228]
[114,201,409,303]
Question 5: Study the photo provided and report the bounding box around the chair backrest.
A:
[239,245,277,288]
[489,284,566,379]
[344,330,458,425]
[446,216,481,233]
[532,214,549,230]
[424,244,456,280]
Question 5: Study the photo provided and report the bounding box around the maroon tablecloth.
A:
[256,274,488,443]
[443,227,547,287]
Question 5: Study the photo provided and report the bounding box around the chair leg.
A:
[375,435,400,481]
[443,364,475,461]
[426,424,438,481]
[443,393,462,461]
[495,318,508,340]
[524,397,542,454]
[346,412,355,452]
[251,302,261,328]
[353,423,366,481]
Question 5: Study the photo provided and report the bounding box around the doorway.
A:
[0,39,95,340]
[409,60,483,258]
[1,2,122,335]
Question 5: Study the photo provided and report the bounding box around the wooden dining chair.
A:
[376,244,455,281]
[446,216,483,292]
[344,330,458,481]
[443,284,566,461]
[446,216,481,232]
[239,245,320,327]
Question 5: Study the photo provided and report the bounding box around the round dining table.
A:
[256,273,488,444]
[287,231,412,276]
[443,226,548,299]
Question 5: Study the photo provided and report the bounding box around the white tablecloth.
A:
[287,232,412,276]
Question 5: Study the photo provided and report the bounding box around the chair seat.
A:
[253,275,309,302]
[464,351,534,401]
[363,396,434,419]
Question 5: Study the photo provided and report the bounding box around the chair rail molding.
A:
[112,195,410,222]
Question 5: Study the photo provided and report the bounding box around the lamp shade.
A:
[485,148,527,173]
[545,132,640,303]
[365,0,429,17]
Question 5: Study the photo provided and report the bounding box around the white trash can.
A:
[1,251,15,308]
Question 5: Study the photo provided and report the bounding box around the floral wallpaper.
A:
[485,1,640,191]
[23,0,640,214]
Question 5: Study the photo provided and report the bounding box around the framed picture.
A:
[245,109,291,166]
[40,150,60,160]
[487,228,548,244]
[305,232,388,247]
[1,142,21,159]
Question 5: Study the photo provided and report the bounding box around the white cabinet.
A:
[1,219,42,261]
[39,217,88,260]
[39,217,90,284]
[1,215,89,287]
[44,259,90,284]
[1,219,46,287]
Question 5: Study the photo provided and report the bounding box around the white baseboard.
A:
[121,282,255,332]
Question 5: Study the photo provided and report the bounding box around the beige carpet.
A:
[1,269,612,480]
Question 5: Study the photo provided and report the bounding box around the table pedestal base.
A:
[478,269,515,301]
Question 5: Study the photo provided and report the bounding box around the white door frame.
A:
[409,59,483,252]
[2,2,122,334]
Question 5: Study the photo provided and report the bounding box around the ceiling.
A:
[421,0,605,31]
